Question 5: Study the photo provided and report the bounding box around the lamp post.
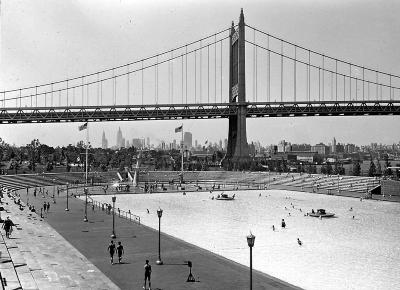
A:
[156,208,163,265]
[65,183,69,211]
[110,195,116,238]
[247,233,256,290]
[84,187,88,222]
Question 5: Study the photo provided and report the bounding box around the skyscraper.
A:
[101,131,108,149]
[184,132,192,149]
[116,127,123,148]
[332,137,337,154]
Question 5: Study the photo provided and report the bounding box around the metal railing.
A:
[90,199,141,225]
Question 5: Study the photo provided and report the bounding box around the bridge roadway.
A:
[0,101,399,123]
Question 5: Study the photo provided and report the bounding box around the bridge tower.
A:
[226,9,249,169]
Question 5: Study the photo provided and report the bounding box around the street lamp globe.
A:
[157,208,163,218]
[247,233,255,248]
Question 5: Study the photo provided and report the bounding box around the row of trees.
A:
[353,154,398,177]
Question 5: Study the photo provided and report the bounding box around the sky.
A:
[1,0,399,148]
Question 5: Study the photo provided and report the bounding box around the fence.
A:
[90,198,141,225]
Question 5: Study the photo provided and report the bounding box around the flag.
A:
[175,125,183,133]
[79,122,88,131]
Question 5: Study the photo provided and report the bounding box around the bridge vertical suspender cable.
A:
[318,67,321,101]
[255,37,258,102]
[253,29,256,102]
[82,77,84,105]
[181,53,184,103]
[294,46,297,102]
[97,73,99,106]
[155,55,158,104]
[141,60,144,105]
[168,53,171,103]
[349,64,351,100]
[207,44,210,103]
[127,65,130,105]
[51,83,53,107]
[195,50,197,103]
[112,69,115,105]
[186,45,188,104]
[171,51,174,104]
[362,67,365,101]
[376,72,378,100]
[335,60,338,101]
[200,40,202,103]
[322,55,325,101]
[267,35,270,102]
[355,71,358,101]
[308,50,311,101]
[220,39,223,102]
[87,83,89,106]
[157,55,159,104]
[331,71,334,101]
[281,40,283,102]
[214,34,217,102]
[100,80,103,106]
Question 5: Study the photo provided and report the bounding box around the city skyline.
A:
[1,1,399,148]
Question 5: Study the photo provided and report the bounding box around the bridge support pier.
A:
[224,9,250,170]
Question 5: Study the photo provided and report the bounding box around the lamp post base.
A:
[83,217,88,222]
[110,233,116,239]
[65,208,69,211]
[156,260,163,265]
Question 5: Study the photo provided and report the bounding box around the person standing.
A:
[2,216,14,238]
[117,241,124,264]
[47,202,50,212]
[143,259,152,290]
[107,240,116,264]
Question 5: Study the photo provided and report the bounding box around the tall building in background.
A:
[101,131,108,149]
[146,137,150,149]
[116,127,123,148]
[184,132,192,149]
[332,137,337,154]
[132,138,143,149]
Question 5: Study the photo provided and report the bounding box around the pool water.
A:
[92,190,400,290]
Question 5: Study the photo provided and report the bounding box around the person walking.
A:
[47,202,50,212]
[107,240,116,264]
[143,259,152,290]
[2,216,14,238]
[117,241,124,263]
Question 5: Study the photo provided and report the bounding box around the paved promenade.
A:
[8,187,301,290]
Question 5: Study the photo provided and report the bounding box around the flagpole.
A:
[86,123,89,186]
[181,123,184,181]
[84,123,89,222]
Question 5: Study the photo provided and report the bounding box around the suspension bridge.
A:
[1,9,399,163]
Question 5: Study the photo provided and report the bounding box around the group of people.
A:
[107,240,152,289]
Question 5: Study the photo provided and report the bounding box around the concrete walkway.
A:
[1,193,119,290]
[13,187,301,290]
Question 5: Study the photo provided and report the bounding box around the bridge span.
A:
[1,100,399,124]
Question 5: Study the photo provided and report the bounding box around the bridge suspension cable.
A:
[1,27,231,109]
[245,24,400,104]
